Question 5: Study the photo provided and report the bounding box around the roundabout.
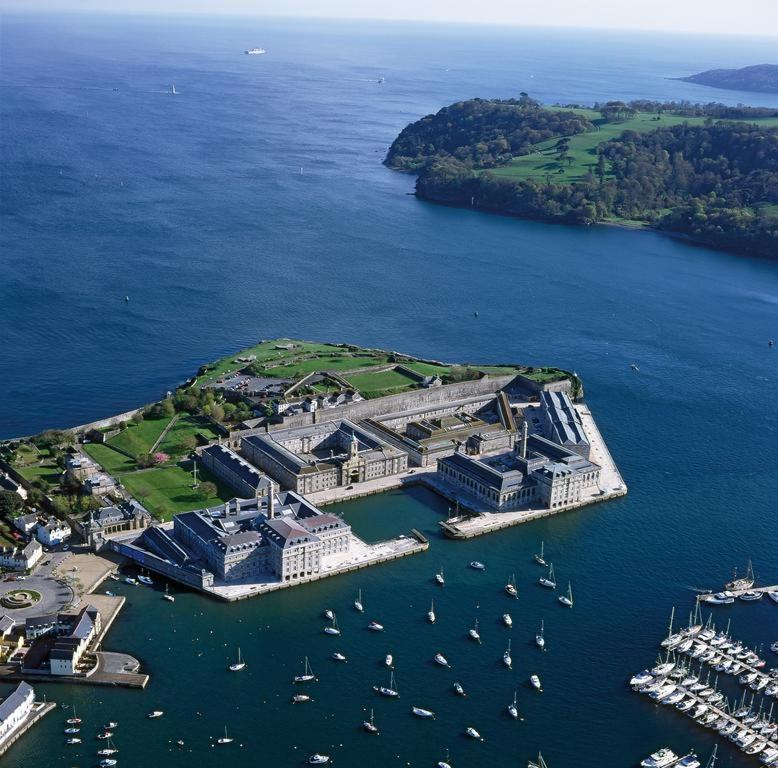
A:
[0,589,42,609]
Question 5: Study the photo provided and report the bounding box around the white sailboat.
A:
[503,639,513,668]
[428,599,436,623]
[331,652,347,662]
[535,620,546,650]
[363,708,379,734]
[505,573,518,598]
[434,652,450,667]
[539,563,556,589]
[324,613,341,635]
[530,674,543,691]
[508,691,520,720]
[217,726,234,744]
[354,589,364,613]
[162,582,175,602]
[229,647,246,671]
[293,656,316,683]
[469,618,481,643]
[558,581,573,607]
[534,541,547,566]
[412,706,436,718]
[323,609,334,621]
[528,752,549,768]
[435,568,445,586]
[373,670,399,697]
[465,726,483,740]
[437,748,453,768]
[453,682,466,696]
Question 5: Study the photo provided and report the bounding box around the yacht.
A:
[245,48,267,55]
[138,574,153,586]
[324,614,341,635]
[229,647,246,671]
[428,599,436,624]
[368,620,384,632]
[725,559,755,591]
[641,748,680,768]
[363,708,379,733]
[503,640,512,668]
[740,590,763,602]
[323,609,334,621]
[435,568,445,586]
[559,582,574,607]
[505,574,518,598]
[534,541,547,566]
[530,674,542,691]
[354,589,364,613]
[453,682,466,696]
[434,652,450,667]
[528,753,549,768]
[373,671,399,697]
[535,620,546,650]
[217,726,233,745]
[293,657,316,683]
[503,613,513,628]
[292,694,312,703]
[508,691,520,720]
[308,754,330,765]
[630,670,653,687]
[437,749,453,768]
[412,706,435,718]
[539,563,556,589]
[332,652,347,662]
[465,726,483,740]
[147,710,164,718]
[469,618,481,643]
[470,561,485,570]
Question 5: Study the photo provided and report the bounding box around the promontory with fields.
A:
[385,94,778,258]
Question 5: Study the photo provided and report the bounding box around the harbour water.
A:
[2,13,778,767]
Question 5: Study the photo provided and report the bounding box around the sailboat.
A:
[169,84,178,95]
[363,708,379,734]
[428,599,436,623]
[293,656,316,683]
[373,670,399,697]
[412,706,436,718]
[163,583,175,602]
[725,558,755,591]
[528,752,549,768]
[530,674,543,691]
[434,652,450,667]
[503,613,513,628]
[505,573,518,598]
[534,541,547,566]
[66,705,81,725]
[217,726,234,745]
[508,691,521,720]
[536,620,546,650]
[354,589,364,613]
[469,618,481,643]
[324,614,341,635]
[97,738,118,756]
[503,639,513,668]
[539,563,556,589]
[437,749,453,768]
[435,568,445,586]
[558,582,573,607]
[229,647,246,671]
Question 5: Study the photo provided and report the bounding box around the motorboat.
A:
[292,694,311,703]
[508,691,519,720]
[630,670,653,687]
[469,619,481,643]
[768,591,778,604]
[147,710,164,718]
[124,577,138,585]
[434,652,450,667]
[412,706,435,718]
[470,561,485,571]
[740,590,762,602]
[216,726,233,745]
[324,614,341,635]
[503,640,512,669]
[363,708,379,734]
[641,748,680,768]
[503,613,513,628]
[558,582,574,607]
[108,573,120,581]
[373,671,399,697]
[332,652,347,662]
[323,609,334,621]
[138,574,153,586]
[538,563,556,589]
[99,761,118,768]
[308,754,330,765]
[64,727,80,734]
[703,593,734,605]
[534,541,547,566]
[453,682,466,696]
[674,753,700,768]
[66,737,81,744]
[505,574,518,598]
[465,726,483,740]
[427,599,436,624]
[103,722,118,730]
[354,589,364,613]
[535,620,545,650]
[435,569,445,586]
[229,647,246,671]
[368,621,384,632]
[530,674,542,691]
[293,657,316,684]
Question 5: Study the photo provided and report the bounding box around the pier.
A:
[698,584,778,602]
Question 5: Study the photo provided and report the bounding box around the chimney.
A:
[267,491,275,520]
[520,421,528,459]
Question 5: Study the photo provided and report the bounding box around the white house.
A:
[35,519,71,548]
[49,606,101,676]
[0,472,26,501]
[12,512,39,536]
[0,540,42,571]
[0,681,35,749]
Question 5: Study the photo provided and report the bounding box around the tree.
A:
[209,404,225,423]
[177,435,198,454]
[0,491,22,517]
[198,481,217,499]
[132,412,145,424]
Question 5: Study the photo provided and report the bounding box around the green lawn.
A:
[265,353,391,379]
[156,416,220,459]
[401,361,452,377]
[345,368,419,397]
[82,442,138,474]
[119,464,233,520]
[522,367,569,384]
[14,460,61,487]
[487,110,778,184]
[106,416,173,459]
[475,365,522,375]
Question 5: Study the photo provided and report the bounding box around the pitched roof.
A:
[0,681,34,721]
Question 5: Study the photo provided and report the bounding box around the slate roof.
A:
[201,445,273,491]
[0,681,33,722]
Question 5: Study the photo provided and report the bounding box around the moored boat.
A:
[530,674,542,691]
[293,657,316,684]
[538,563,556,589]
[412,706,435,718]
[470,561,485,570]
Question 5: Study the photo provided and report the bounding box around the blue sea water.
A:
[1,13,778,768]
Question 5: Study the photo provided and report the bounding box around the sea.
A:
[1,13,777,768]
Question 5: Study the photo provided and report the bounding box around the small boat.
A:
[163,583,175,602]
[558,582,573,608]
[363,708,379,733]
[535,620,545,650]
[105,590,114,596]
[99,761,118,768]
[630,670,653,687]
[66,737,81,744]
[66,708,81,725]
[470,561,485,570]
[465,726,483,740]
[292,694,311,703]
[507,691,520,720]
[739,590,762,601]
[630,362,640,372]
[435,568,445,586]
[427,599,436,624]
[530,674,542,691]
[469,618,481,643]
[308,754,330,764]
[412,706,435,718]
[503,639,512,669]
[96,731,113,739]
[323,609,334,621]
[538,563,556,589]
[534,541,547,566]
[229,647,246,671]
[217,726,234,745]
[293,657,316,684]
[368,620,384,632]
[453,682,466,696]
[331,652,347,662]
[354,589,364,613]
[385,654,393,668]
[437,748,453,768]
[124,577,138,585]
[640,748,680,768]
[103,722,118,730]
[373,671,399,698]
[434,652,450,667]
[108,573,120,581]
[503,613,513,628]
[138,574,153,586]
[505,573,518,598]
[324,614,341,635]
[97,740,118,755]
[64,727,80,734]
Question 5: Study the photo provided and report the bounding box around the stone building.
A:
[539,390,590,458]
[240,419,407,493]
[0,540,42,571]
[78,499,151,550]
[35,518,71,548]
[0,682,35,749]
[197,444,275,499]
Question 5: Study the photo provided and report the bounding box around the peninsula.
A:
[0,339,625,603]
[678,64,778,94]
[385,95,778,259]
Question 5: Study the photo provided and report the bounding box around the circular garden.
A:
[1,589,42,609]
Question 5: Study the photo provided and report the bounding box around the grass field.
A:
[264,353,392,379]
[82,442,138,474]
[345,368,419,398]
[119,464,232,520]
[487,110,778,184]
[156,416,220,459]
[106,416,172,459]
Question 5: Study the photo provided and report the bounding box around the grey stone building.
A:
[197,444,276,499]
